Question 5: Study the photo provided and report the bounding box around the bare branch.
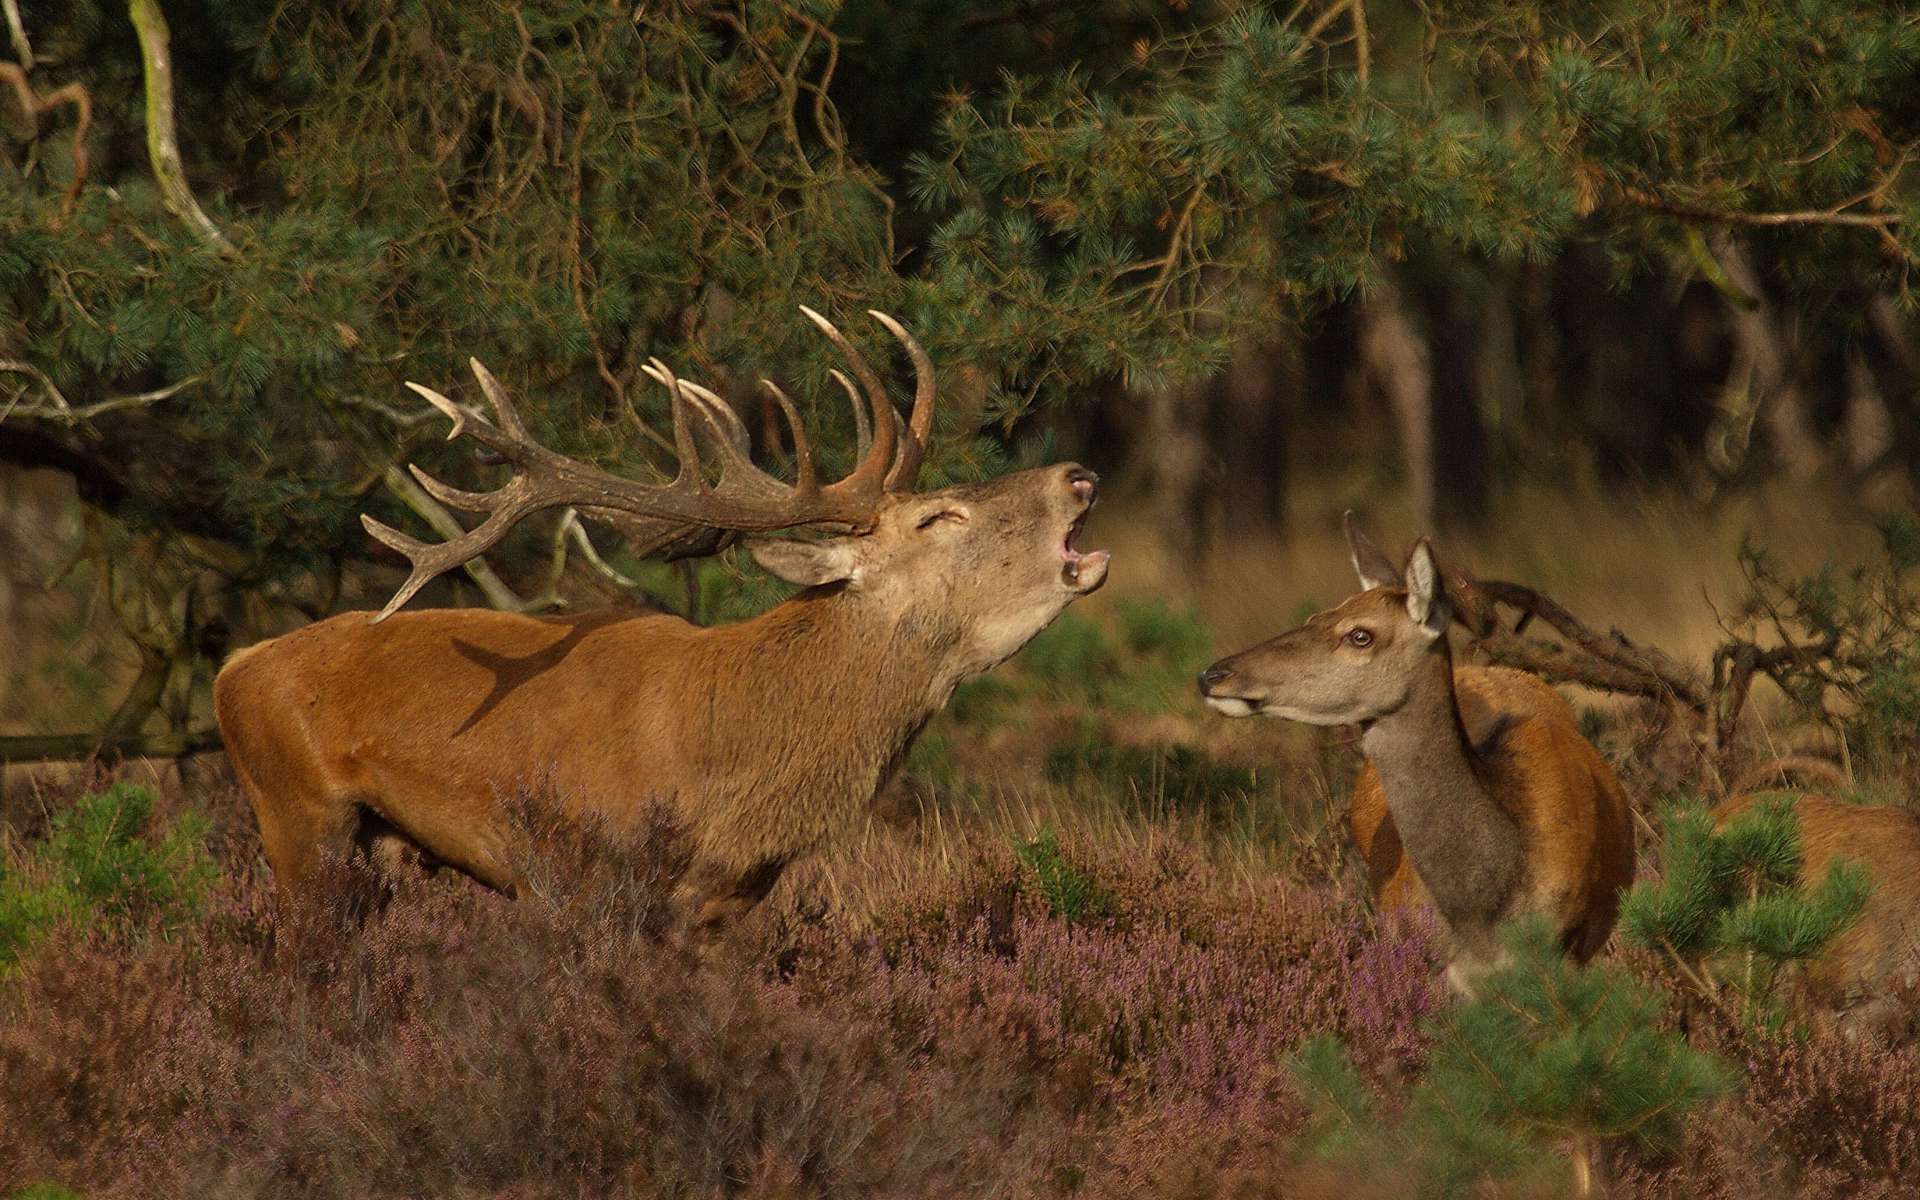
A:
[1621,184,1903,230]
[128,0,236,255]
[0,363,201,424]
[0,726,221,764]
[0,62,90,214]
[3,0,32,69]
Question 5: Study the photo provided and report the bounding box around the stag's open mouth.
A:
[1060,511,1111,592]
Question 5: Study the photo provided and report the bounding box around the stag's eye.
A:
[916,509,968,530]
[1344,627,1374,648]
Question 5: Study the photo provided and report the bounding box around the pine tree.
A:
[1292,918,1732,1197]
[1621,792,1872,1031]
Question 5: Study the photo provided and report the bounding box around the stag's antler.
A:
[362,308,937,622]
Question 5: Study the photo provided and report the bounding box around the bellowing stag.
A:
[215,309,1110,930]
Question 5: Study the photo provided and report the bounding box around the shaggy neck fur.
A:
[680,585,966,867]
[1359,638,1526,943]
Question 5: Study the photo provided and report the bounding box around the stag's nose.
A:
[1197,665,1233,696]
[1065,466,1099,504]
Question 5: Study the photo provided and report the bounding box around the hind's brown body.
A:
[1352,666,1633,962]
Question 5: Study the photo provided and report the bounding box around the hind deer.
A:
[215,309,1110,932]
[1197,515,1633,989]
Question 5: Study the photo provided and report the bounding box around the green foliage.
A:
[1013,826,1105,922]
[1011,600,1215,714]
[1017,612,1120,695]
[1621,793,1871,1028]
[2,0,1913,712]
[0,784,214,972]
[1292,919,1733,1196]
[6,1185,84,1200]
[1045,717,1261,816]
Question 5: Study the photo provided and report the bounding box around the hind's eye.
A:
[1344,627,1374,648]
[916,509,967,530]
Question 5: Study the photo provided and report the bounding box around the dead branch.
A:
[0,364,201,424]
[0,62,91,214]
[0,726,222,763]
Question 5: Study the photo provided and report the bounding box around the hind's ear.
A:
[1344,510,1403,591]
[746,536,861,587]
[1403,539,1449,639]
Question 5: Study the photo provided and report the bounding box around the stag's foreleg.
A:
[682,856,791,941]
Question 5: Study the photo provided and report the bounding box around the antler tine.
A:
[759,379,819,496]
[867,310,936,491]
[827,369,871,461]
[408,463,494,512]
[361,497,538,624]
[676,379,752,458]
[468,359,530,440]
[405,381,472,442]
[799,305,896,492]
[652,365,794,503]
[641,358,707,486]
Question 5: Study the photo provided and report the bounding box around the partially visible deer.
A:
[1197,516,1633,989]
[1711,791,1920,1037]
[216,309,1110,932]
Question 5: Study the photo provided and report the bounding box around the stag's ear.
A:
[1344,510,1403,590]
[1403,539,1449,639]
[746,536,862,587]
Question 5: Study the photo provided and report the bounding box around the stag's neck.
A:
[1359,642,1525,936]
[693,586,961,810]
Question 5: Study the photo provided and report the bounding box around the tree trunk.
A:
[1713,238,1823,482]
[1357,275,1436,527]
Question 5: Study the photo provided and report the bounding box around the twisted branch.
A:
[0,62,91,215]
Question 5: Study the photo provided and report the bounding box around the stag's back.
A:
[1352,665,1633,960]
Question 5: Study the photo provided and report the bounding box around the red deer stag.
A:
[215,309,1110,930]
[1197,516,1633,989]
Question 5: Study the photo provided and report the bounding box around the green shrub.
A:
[7,1184,85,1200]
[0,783,215,972]
[1620,792,1870,1031]
[1291,919,1732,1196]
[1013,827,1106,922]
[1006,601,1219,714]
[1017,612,1118,695]
[1044,718,1261,815]
[1117,598,1211,671]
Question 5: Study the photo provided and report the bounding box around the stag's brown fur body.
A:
[221,591,949,916]
[1712,792,1920,1034]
